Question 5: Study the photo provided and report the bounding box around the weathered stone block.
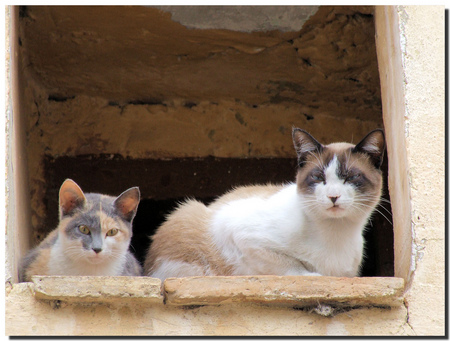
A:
[164,276,405,308]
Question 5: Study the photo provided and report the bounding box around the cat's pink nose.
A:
[329,196,340,204]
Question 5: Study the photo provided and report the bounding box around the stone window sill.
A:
[31,275,404,309]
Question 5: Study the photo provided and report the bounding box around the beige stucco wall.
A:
[396,5,445,334]
[374,6,445,335]
[5,5,445,336]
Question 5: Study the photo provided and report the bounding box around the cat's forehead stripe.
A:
[98,211,118,233]
[321,147,358,170]
[318,149,346,171]
[84,194,116,217]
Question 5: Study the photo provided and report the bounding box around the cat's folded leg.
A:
[282,261,323,276]
[239,247,323,277]
[280,257,323,276]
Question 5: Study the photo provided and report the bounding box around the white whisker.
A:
[352,202,392,225]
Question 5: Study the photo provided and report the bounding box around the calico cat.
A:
[19,179,142,282]
[144,128,385,280]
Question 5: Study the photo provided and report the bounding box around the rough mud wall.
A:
[21,6,380,118]
[18,5,383,243]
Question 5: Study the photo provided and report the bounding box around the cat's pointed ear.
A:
[353,129,386,169]
[292,128,323,168]
[113,187,140,222]
[59,179,86,218]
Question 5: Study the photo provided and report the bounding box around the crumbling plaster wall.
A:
[18,5,384,244]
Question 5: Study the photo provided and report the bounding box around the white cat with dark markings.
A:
[144,128,385,280]
[19,179,142,282]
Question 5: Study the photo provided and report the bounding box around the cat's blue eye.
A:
[346,173,361,182]
[311,173,324,182]
[79,225,90,235]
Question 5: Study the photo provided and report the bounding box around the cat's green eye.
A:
[79,225,90,235]
[106,228,118,237]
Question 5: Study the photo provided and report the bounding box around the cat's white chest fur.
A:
[210,184,364,277]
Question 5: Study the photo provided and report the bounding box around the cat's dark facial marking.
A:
[301,161,365,194]
[293,128,385,220]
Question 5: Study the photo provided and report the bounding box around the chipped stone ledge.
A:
[32,276,164,304]
[31,275,404,309]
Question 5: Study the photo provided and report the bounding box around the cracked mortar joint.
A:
[407,220,418,289]
[403,297,416,335]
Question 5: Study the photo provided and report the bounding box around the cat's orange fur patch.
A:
[98,211,129,242]
[144,199,234,276]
